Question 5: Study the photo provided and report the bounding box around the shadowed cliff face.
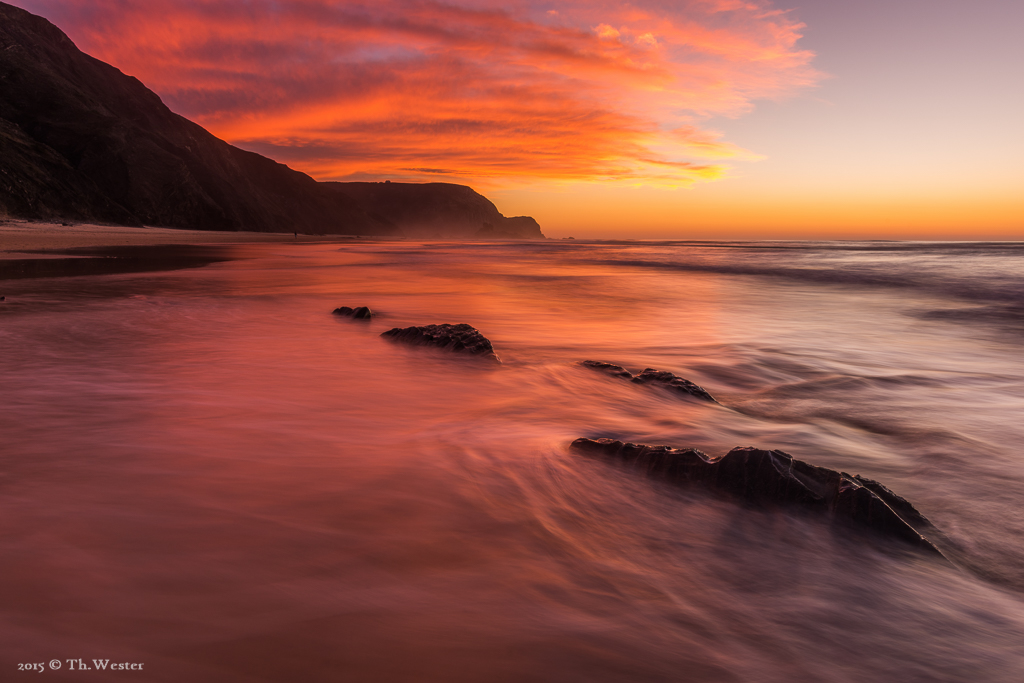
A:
[0,3,542,238]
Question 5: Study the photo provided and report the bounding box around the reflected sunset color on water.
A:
[2,240,1024,682]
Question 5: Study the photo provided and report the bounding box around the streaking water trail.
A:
[1,240,1023,682]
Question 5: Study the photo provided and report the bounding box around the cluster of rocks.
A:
[331,305,499,364]
[330,305,941,556]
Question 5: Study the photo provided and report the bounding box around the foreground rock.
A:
[571,437,941,554]
[381,323,500,363]
[332,306,373,319]
[581,360,717,403]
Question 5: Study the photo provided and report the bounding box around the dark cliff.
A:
[324,182,543,239]
[0,2,542,238]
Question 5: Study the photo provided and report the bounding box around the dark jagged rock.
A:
[0,3,543,238]
[333,306,373,319]
[580,361,717,403]
[381,323,500,363]
[570,437,941,554]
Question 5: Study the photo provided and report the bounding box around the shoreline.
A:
[0,220,392,281]
[0,219,376,253]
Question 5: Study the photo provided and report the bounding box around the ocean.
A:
[2,240,1023,681]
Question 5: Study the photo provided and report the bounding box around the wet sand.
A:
[0,220,379,280]
[0,219,360,253]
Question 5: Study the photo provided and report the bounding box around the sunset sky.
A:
[15,0,1024,238]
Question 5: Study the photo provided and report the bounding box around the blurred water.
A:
[2,240,1024,682]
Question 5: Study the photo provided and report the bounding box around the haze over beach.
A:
[3,2,1024,683]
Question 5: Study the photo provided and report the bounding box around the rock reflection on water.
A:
[1,241,1024,682]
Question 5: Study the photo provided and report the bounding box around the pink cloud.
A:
[16,0,822,185]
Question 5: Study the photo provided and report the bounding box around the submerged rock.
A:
[580,361,717,403]
[381,323,500,363]
[580,360,632,379]
[570,437,941,554]
[333,306,373,319]
[632,368,717,403]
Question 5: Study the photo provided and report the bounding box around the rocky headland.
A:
[0,2,542,239]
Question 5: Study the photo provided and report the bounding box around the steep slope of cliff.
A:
[0,2,542,238]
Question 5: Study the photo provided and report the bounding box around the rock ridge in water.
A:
[332,306,373,319]
[381,323,500,363]
[570,437,941,554]
[580,360,717,403]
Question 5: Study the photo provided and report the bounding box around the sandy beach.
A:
[0,220,387,281]
[0,219,365,254]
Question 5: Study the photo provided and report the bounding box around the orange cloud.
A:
[19,0,821,186]
[594,24,621,40]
